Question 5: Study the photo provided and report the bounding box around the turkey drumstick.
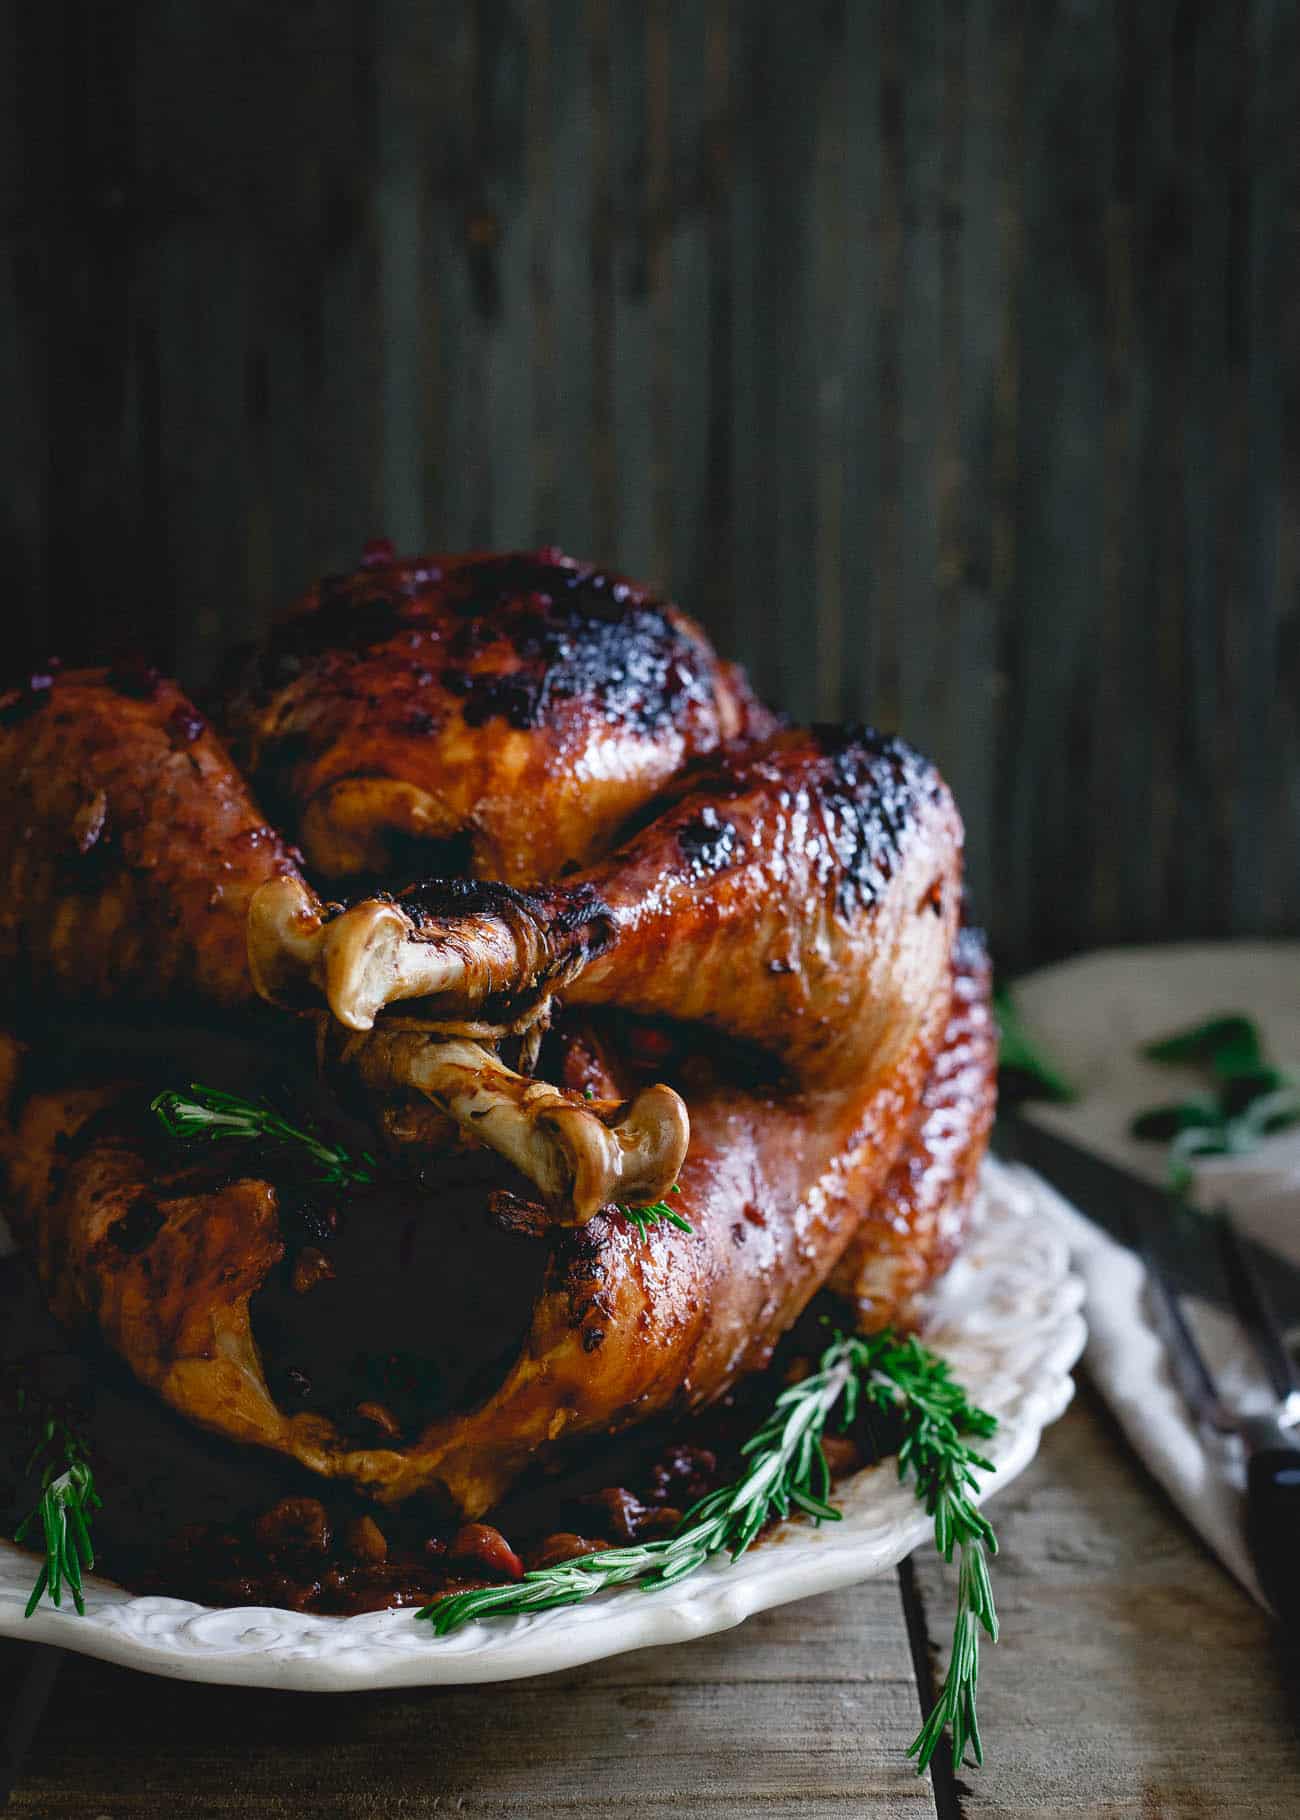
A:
[4,737,966,1514]
[339,1028,688,1219]
[251,725,958,1095]
[0,668,686,1215]
[0,668,300,1013]
[0,550,988,1524]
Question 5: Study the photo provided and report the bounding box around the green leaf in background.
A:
[1142,1013,1262,1078]
[1131,1013,1299,1193]
[992,987,1074,1104]
[1217,1066,1290,1118]
[1230,1084,1300,1143]
[1164,1124,1233,1194]
[1129,1098,1222,1143]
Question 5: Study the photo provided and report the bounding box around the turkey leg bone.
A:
[249,726,960,1095]
[340,1027,687,1221]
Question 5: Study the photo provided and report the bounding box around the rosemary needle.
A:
[418,1326,998,1775]
[150,1083,374,1186]
[153,1083,692,1232]
[16,1416,101,1619]
[612,1195,693,1236]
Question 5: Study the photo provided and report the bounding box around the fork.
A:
[1143,1208,1300,1625]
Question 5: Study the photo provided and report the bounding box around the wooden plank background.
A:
[2,0,1298,971]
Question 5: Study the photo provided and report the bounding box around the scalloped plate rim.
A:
[0,1159,1086,1690]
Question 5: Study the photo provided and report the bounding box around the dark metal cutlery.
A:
[999,1113,1300,1625]
[1211,1212,1300,1431]
[1143,1217,1300,1627]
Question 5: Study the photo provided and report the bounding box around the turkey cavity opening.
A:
[251,1171,550,1450]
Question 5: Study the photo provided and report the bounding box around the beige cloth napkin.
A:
[1010,941,1300,1605]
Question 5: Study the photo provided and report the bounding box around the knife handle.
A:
[1239,1416,1300,1626]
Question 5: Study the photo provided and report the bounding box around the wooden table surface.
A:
[3,1378,1298,1819]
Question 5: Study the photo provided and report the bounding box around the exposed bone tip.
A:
[321,900,418,1031]
[247,875,327,1007]
[617,1083,691,1202]
[248,883,465,1029]
[555,1081,690,1221]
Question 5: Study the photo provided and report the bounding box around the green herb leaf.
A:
[417,1326,998,1776]
[151,1083,374,1187]
[1217,1067,1291,1119]
[1165,1123,1232,1194]
[1227,1085,1300,1145]
[1143,1014,1262,1078]
[15,1416,101,1619]
[1135,1015,1299,1191]
[612,1194,694,1236]
[155,1086,693,1241]
[1128,1098,1223,1143]
[993,988,1074,1104]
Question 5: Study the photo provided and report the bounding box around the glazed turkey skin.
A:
[1,729,973,1516]
[0,666,298,1013]
[0,547,996,1522]
[828,925,997,1329]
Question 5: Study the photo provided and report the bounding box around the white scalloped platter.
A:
[0,1158,1085,1690]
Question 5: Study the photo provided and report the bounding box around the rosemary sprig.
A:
[15,1413,101,1618]
[614,1182,693,1236]
[418,1327,998,1775]
[150,1085,693,1235]
[150,1083,375,1186]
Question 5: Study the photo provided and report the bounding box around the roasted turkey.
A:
[0,548,995,1525]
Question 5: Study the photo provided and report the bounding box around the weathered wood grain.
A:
[1233,0,1294,938]
[608,0,657,583]
[998,0,1113,968]
[828,0,884,733]
[0,1576,938,1818]
[543,0,597,557]
[911,1384,1300,1819]
[3,0,1299,967]
[666,0,718,627]
[941,0,1004,920]
[756,0,821,727]
[893,0,946,771]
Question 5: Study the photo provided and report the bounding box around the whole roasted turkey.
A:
[0,548,995,1520]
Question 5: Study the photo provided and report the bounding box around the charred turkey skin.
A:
[0,549,995,1521]
[223,548,773,886]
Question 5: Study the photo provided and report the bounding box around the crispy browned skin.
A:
[1,558,996,1520]
[223,548,772,884]
[0,664,686,1208]
[10,729,961,1512]
[257,727,957,1096]
[0,669,299,1012]
[2,1075,368,1475]
[565,729,950,1088]
[251,725,961,1224]
[364,734,965,1510]
[829,926,997,1328]
[3,727,966,1513]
